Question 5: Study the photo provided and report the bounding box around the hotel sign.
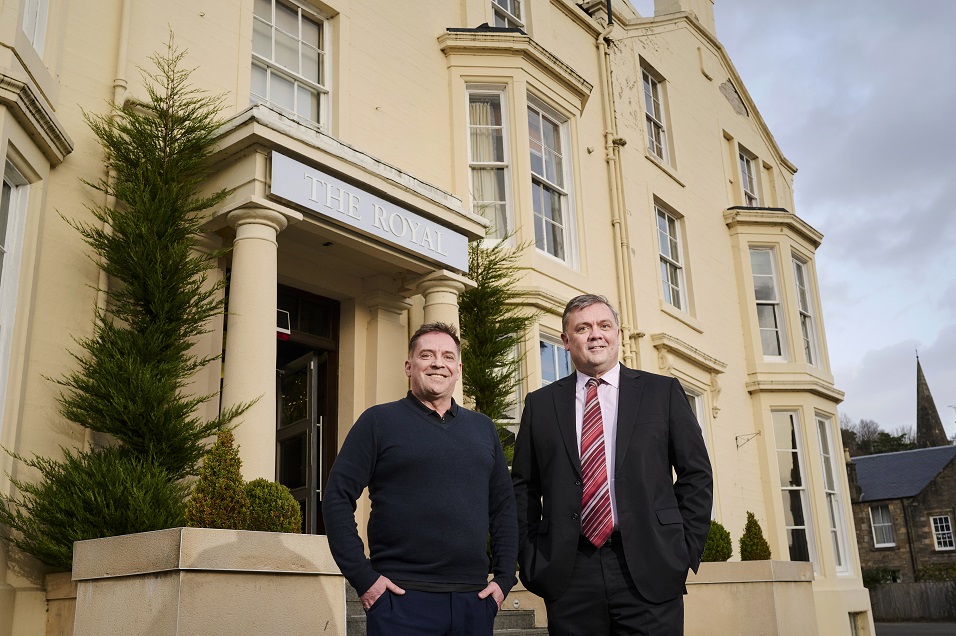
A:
[271,153,468,271]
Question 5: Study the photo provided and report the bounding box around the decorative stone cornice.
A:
[651,333,727,418]
[438,31,593,109]
[514,286,567,316]
[723,207,823,249]
[0,73,73,165]
[650,332,726,375]
[745,378,845,403]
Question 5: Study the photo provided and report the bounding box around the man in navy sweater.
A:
[322,322,517,636]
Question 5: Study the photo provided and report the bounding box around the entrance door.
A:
[275,285,339,534]
[277,352,322,533]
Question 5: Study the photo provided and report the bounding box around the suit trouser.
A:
[364,589,499,636]
[545,533,683,636]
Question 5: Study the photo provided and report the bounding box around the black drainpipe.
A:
[607,0,613,26]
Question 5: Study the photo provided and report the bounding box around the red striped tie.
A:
[581,378,613,547]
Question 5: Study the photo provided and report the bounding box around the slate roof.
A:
[852,445,956,502]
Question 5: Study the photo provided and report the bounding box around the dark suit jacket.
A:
[511,364,713,604]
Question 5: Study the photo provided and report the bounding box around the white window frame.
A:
[528,96,576,266]
[0,163,30,426]
[739,147,760,206]
[501,341,521,423]
[682,385,715,519]
[657,205,686,311]
[771,411,817,569]
[931,515,954,551]
[792,256,819,366]
[750,247,788,361]
[539,335,572,387]
[251,0,329,128]
[816,415,851,574]
[22,0,49,55]
[492,0,524,29]
[642,67,668,163]
[467,86,513,240]
[869,504,895,548]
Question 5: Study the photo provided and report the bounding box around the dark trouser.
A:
[365,589,498,636]
[545,534,683,636]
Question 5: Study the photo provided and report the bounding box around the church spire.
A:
[916,355,950,448]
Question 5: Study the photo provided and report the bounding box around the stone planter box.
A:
[685,560,817,635]
[45,571,77,636]
[70,527,346,636]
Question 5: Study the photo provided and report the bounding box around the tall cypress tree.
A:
[459,240,538,461]
[0,39,247,570]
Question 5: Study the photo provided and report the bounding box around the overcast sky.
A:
[632,0,956,439]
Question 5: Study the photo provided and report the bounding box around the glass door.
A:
[277,351,325,533]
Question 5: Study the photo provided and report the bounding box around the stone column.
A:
[363,276,413,407]
[221,206,293,481]
[406,270,475,404]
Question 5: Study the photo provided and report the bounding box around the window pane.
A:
[0,181,12,246]
[471,127,504,163]
[528,109,543,175]
[777,451,801,487]
[301,14,321,47]
[296,85,318,121]
[784,490,806,526]
[253,0,271,20]
[788,528,810,562]
[660,262,672,304]
[279,434,307,489]
[547,218,565,260]
[275,1,298,34]
[252,18,272,58]
[533,213,546,252]
[541,185,559,222]
[275,30,299,72]
[472,167,504,203]
[540,341,556,382]
[756,305,779,331]
[750,249,772,275]
[250,63,267,99]
[557,347,572,376]
[773,412,796,450]
[302,45,321,84]
[271,73,295,110]
[753,276,776,301]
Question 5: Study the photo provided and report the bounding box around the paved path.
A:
[875,623,956,635]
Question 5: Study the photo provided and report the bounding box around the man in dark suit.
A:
[512,294,713,635]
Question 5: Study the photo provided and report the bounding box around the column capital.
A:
[364,290,414,316]
[206,195,303,233]
[404,269,475,297]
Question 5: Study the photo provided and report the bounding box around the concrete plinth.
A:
[71,528,345,636]
[685,560,818,635]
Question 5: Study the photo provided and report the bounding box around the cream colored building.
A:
[1,0,873,633]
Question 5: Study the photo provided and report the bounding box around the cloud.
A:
[716,0,956,272]
[838,325,956,438]
[712,0,956,441]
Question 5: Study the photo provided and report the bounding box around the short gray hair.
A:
[408,322,461,356]
[561,294,620,333]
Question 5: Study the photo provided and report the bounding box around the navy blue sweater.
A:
[322,394,518,597]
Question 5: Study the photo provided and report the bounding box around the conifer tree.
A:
[185,430,249,530]
[739,511,773,561]
[0,38,246,569]
[459,239,538,461]
[701,519,733,562]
